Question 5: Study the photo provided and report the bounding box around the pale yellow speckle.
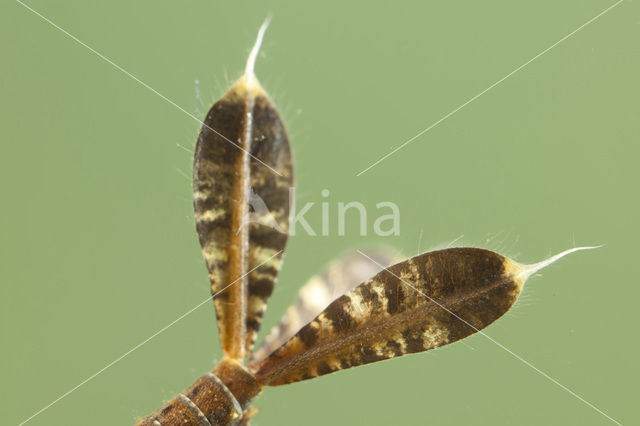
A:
[300,277,332,313]
[195,208,226,223]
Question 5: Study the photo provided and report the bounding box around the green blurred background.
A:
[1,1,637,425]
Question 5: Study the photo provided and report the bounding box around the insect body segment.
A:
[136,358,261,426]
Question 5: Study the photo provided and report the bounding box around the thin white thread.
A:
[195,78,202,118]
[176,143,194,154]
[446,234,465,248]
[16,251,282,426]
[356,250,620,425]
[245,16,271,86]
[356,0,624,176]
[175,167,191,181]
[516,246,601,279]
[15,0,282,177]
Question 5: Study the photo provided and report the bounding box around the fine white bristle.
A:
[517,245,602,280]
[244,16,271,86]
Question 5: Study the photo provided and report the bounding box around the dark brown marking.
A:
[316,361,333,376]
[248,277,275,300]
[322,297,355,332]
[298,326,319,348]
